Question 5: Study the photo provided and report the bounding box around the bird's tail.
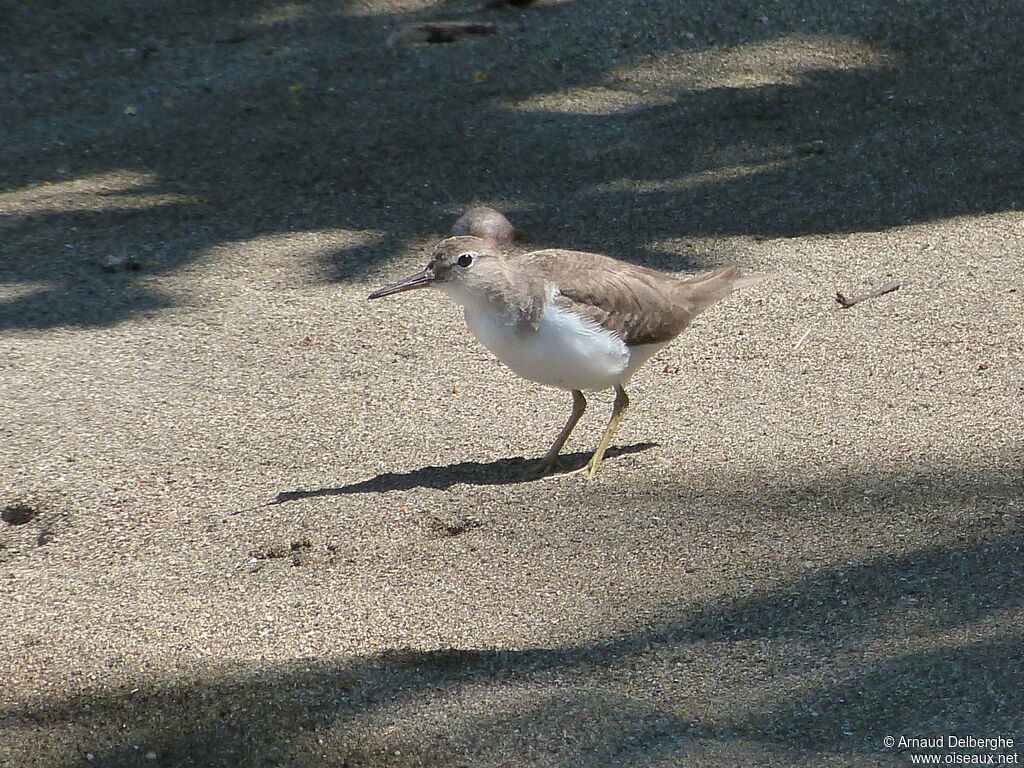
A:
[676,266,766,315]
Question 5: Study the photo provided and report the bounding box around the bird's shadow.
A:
[269,442,657,501]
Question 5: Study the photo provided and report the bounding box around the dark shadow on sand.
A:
[5,525,1021,766]
[3,0,1024,328]
[268,442,657,499]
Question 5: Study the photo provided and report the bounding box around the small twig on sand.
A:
[796,279,903,350]
[835,280,902,309]
[793,324,814,351]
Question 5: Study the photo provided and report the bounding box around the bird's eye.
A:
[457,253,474,268]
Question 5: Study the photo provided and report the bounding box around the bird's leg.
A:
[529,389,586,476]
[581,385,629,479]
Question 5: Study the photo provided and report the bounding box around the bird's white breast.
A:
[460,287,638,391]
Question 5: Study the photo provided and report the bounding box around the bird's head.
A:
[367,236,503,303]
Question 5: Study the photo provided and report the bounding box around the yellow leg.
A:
[582,385,629,479]
[529,389,587,476]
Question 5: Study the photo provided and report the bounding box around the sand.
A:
[1,1,1021,766]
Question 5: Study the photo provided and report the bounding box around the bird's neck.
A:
[442,259,546,330]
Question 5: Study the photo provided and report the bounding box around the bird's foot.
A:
[529,452,609,480]
[565,456,602,480]
[525,455,563,479]
[564,447,618,479]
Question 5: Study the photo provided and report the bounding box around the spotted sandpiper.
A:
[369,236,762,478]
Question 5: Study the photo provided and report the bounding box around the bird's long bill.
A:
[367,268,433,300]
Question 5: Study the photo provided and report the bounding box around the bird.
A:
[368,236,762,478]
[450,206,521,245]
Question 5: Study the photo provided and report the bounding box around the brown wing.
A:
[515,249,691,346]
[515,249,758,347]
